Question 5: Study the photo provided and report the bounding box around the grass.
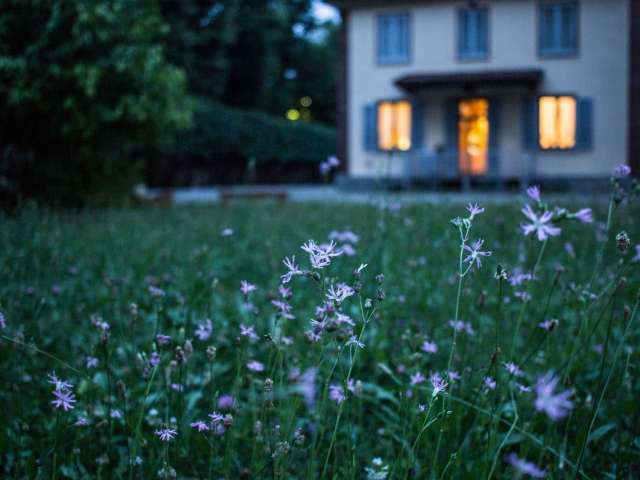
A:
[0,190,639,479]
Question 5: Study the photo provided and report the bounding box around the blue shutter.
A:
[522,96,538,150]
[479,9,488,55]
[397,14,410,62]
[576,97,593,150]
[377,14,410,64]
[410,98,424,151]
[363,103,378,151]
[489,98,501,176]
[445,99,459,174]
[458,11,467,57]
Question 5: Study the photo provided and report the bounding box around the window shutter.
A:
[489,98,501,176]
[576,97,593,149]
[522,96,538,150]
[410,99,424,151]
[397,14,409,62]
[363,103,378,152]
[479,9,488,54]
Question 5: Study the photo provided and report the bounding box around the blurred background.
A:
[0,0,340,207]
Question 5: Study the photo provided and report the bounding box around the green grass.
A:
[0,194,638,479]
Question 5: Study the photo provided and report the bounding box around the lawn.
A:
[1,188,639,479]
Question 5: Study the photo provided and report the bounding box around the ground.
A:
[0,195,638,479]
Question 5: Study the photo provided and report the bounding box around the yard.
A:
[1,186,639,478]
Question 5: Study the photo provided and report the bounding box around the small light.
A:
[300,96,312,107]
[286,109,300,121]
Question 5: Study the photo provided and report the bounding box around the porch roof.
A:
[395,69,544,93]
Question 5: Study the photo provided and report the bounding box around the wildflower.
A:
[616,231,631,253]
[421,340,438,354]
[632,245,640,262]
[463,239,492,269]
[48,372,73,391]
[516,383,532,393]
[466,202,485,219]
[327,283,355,303]
[365,457,389,480]
[0,311,5,329]
[447,370,461,382]
[355,263,368,275]
[218,395,235,410]
[149,286,166,298]
[281,256,303,283]
[514,291,532,302]
[346,335,365,349]
[572,208,593,224]
[240,324,259,341]
[613,163,631,178]
[503,362,523,377]
[510,272,532,287]
[484,376,497,390]
[347,379,363,395]
[155,334,171,346]
[301,239,342,269]
[505,453,546,478]
[327,155,340,168]
[410,372,426,385]
[110,409,122,419]
[85,356,99,369]
[149,351,160,368]
[329,230,360,244]
[74,416,89,426]
[278,285,292,298]
[271,299,295,319]
[430,373,448,397]
[335,312,355,326]
[448,320,475,335]
[319,161,330,175]
[155,427,178,442]
[534,373,574,420]
[221,227,234,237]
[194,319,213,341]
[240,280,257,296]
[521,204,561,241]
[539,319,559,331]
[247,360,265,372]
[190,420,210,432]
[564,242,576,258]
[51,387,76,411]
[300,368,317,409]
[526,185,541,203]
[329,384,346,403]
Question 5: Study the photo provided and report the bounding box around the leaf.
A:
[588,423,616,443]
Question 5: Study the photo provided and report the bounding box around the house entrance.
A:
[458,98,489,175]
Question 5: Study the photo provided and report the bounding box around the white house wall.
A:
[347,0,630,179]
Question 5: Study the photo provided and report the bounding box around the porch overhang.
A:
[395,69,544,93]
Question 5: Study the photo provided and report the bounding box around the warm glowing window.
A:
[538,96,576,149]
[377,100,412,151]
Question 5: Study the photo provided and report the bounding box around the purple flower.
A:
[421,340,438,354]
[573,208,593,224]
[155,427,178,442]
[281,256,303,284]
[613,163,631,178]
[521,205,561,241]
[504,362,523,377]
[410,372,426,385]
[448,320,475,335]
[466,202,485,219]
[301,240,342,269]
[247,360,265,372]
[85,356,99,369]
[484,376,497,390]
[240,280,257,296]
[48,372,73,391]
[516,383,532,393]
[319,162,330,175]
[534,373,573,421]
[239,324,259,341]
[156,334,171,346]
[329,384,346,403]
[505,453,546,478]
[329,230,359,244]
[195,319,213,341]
[300,368,317,409]
[279,285,292,298]
[463,239,492,269]
[51,386,77,411]
[326,283,355,303]
[110,409,122,419]
[149,285,166,298]
[218,394,236,410]
[539,319,559,332]
[74,416,89,426]
[346,335,365,349]
[221,227,234,237]
[190,420,210,432]
[327,155,340,168]
[430,373,448,397]
[0,311,5,330]
[149,351,160,368]
[526,185,541,203]
[632,244,640,263]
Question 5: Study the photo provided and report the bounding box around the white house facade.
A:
[331,0,640,186]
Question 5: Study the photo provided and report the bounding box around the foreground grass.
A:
[0,192,639,479]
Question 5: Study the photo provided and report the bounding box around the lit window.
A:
[377,100,412,151]
[538,96,576,149]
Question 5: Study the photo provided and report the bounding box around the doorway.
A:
[458,98,489,176]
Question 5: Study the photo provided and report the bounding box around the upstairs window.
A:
[377,100,412,151]
[377,13,410,64]
[539,1,578,56]
[458,8,489,60]
[538,96,576,149]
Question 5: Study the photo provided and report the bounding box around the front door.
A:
[458,98,489,176]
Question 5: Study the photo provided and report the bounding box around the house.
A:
[330,0,639,187]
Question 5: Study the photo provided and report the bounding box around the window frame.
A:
[376,12,412,66]
[537,0,579,58]
[456,6,490,62]
[374,98,413,152]
[536,93,580,152]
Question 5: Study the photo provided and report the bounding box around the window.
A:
[377,14,410,64]
[458,8,488,60]
[377,100,412,151]
[538,96,576,149]
[539,1,578,56]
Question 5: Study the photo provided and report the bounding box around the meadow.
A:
[1,179,639,479]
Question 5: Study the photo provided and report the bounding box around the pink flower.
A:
[190,420,210,432]
[505,453,546,478]
[327,155,340,168]
[155,427,178,442]
[240,280,257,296]
[410,372,426,385]
[503,362,523,377]
[521,204,561,241]
[281,256,303,284]
[466,202,484,219]
[573,208,593,224]
[526,185,541,203]
[240,324,259,341]
[0,311,6,330]
[484,376,496,390]
[430,372,448,397]
[421,340,438,354]
[613,163,631,178]
[534,373,573,421]
[632,244,640,263]
[221,227,234,237]
[195,319,213,341]
[247,360,265,372]
[329,384,346,403]
[463,239,492,268]
[300,368,317,409]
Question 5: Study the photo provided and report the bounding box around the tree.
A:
[0,0,191,206]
